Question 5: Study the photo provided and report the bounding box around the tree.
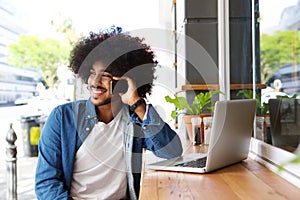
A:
[260,30,300,83]
[7,35,72,90]
[50,15,80,46]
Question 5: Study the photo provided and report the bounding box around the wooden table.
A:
[139,142,300,200]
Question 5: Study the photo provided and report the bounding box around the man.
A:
[35,26,183,200]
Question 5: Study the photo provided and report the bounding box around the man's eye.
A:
[90,71,96,75]
[101,74,112,78]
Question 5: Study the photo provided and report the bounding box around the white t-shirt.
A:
[71,107,127,200]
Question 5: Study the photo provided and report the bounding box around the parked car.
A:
[14,97,32,106]
[26,96,70,115]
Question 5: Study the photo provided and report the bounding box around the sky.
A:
[259,0,298,33]
[10,0,299,37]
[11,0,162,37]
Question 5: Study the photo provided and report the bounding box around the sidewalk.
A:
[0,156,37,200]
[1,117,37,200]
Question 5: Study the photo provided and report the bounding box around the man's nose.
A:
[92,74,103,83]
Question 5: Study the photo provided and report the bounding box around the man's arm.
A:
[131,104,183,159]
[35,108,73,200]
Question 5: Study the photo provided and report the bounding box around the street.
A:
[0,104,42,158]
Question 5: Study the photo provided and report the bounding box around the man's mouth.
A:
[90,85,107,95]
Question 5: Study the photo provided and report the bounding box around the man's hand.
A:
[112,76,140,106]
[113,76,146,120]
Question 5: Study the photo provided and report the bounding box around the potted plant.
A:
[165,90,224,142]
[236,89,268,115]
[236,90,298,143]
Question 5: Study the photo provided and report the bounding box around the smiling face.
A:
[88,61,116,106]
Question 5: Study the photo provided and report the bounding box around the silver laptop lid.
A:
[205,99,256,172]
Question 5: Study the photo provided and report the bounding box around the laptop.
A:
[147,99,257,173]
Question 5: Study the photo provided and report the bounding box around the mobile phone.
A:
[110,79,128,94]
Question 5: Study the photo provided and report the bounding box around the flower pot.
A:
[183,115,200,142]
[255,114,270,143]
[183,114,212,143]
[202,115,213,144]
[255,115,265,141]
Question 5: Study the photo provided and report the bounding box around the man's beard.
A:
[91,95,120,107]
[91,97,112,106]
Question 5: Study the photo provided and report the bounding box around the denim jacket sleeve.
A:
[35,107,74,200]
[130,104,183,159]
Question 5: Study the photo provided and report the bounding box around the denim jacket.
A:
[35,98,183,200]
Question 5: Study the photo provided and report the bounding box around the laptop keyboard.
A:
[174,157,207,168]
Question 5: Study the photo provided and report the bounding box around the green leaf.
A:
[278,148,300,171]
[289,157,300,164]
[290,94,299,99]
[165,96,190,111]
[165,95,193,117]
[165,90,225,118]
[171,110,177,119]
[276,95,290,99]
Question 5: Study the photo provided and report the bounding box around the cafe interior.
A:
[75,0,300,199]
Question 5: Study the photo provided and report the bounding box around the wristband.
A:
[130,98,145,112]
